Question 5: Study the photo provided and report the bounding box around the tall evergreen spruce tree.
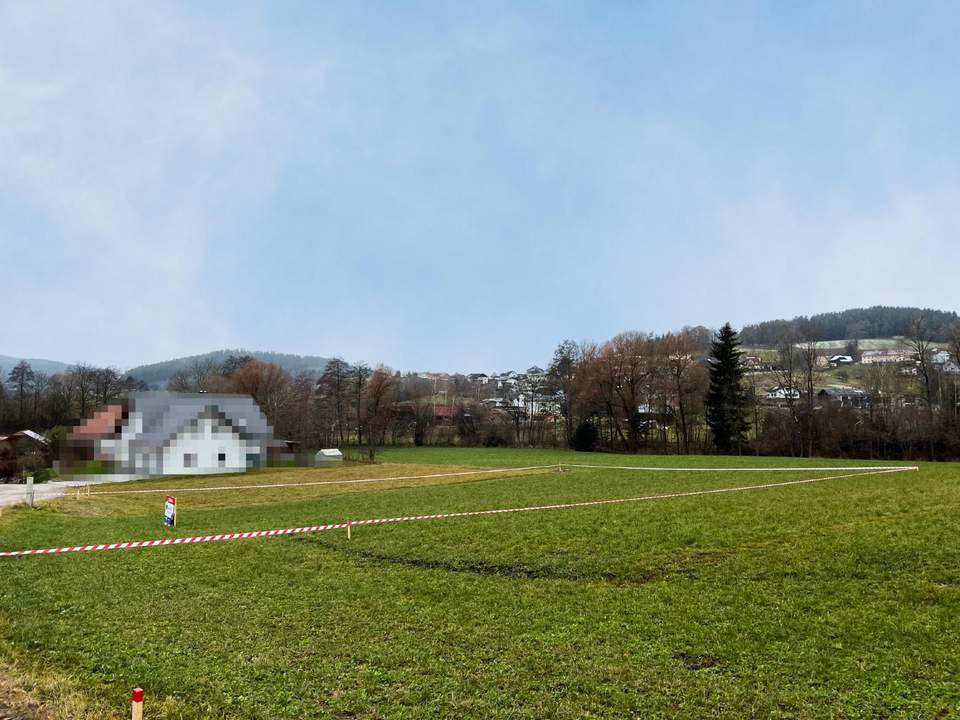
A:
[705,323,749,454]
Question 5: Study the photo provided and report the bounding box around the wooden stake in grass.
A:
[131,687,144,720]
[347,520,352,541]
[25,476,34,508]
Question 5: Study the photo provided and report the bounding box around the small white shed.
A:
[315,448,344,467]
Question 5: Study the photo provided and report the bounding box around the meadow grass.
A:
[0,449,957,718]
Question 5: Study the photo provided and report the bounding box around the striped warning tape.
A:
[0,466,914,558]
[82,465,557,496]
[564,464,920,472]
[70,463,918,498]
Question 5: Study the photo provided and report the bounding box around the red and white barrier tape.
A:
[77,463,917,497]
[0,467,913,558]
[563,463,919,472]
[83,465,556,496]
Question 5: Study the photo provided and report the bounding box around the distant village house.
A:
[860,349,910,364]
[828,354,855,367]
[766,386,802,400]
[818,386,870,409]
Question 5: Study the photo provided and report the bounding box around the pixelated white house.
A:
[66,392,274,476]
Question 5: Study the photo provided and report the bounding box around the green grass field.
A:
[1,449,958,718]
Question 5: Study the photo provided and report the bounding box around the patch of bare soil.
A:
[673,651,722,671]
[0,657,112,720]
[0,675,49,720]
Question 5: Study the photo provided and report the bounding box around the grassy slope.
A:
[0,449,957,719]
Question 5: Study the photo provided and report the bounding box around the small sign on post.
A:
[164,496,177,527]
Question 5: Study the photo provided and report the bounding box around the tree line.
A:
[4,313,960,465]
[0,362,147,431]
[548,318,960,461]
[739,306,959,346]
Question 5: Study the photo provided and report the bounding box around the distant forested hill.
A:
[127,350,331,388]
[739,306,959,345]
[0,355,71,376]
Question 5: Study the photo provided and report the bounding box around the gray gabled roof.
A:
[123,392,273,455]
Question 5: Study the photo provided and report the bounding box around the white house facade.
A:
[766,386,802,400]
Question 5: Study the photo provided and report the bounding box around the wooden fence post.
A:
[131,687,144,720]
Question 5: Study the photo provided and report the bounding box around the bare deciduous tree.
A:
[7,361,35,425]
[661,332,704,454]
[797,336,821,458]
[67,364,96,420]
[227,360,292,428]
[360,366,398,461]
[316,358,352,447]
[351,362,371,448]
[600,332,655,451]
[94,367,127,406]
[909,316,936,460]
[400,375,435,447]
[772,333,802,456]
[31,372,49,425]
[548,340,580,449]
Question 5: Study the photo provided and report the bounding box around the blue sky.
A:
[2,2,958,372]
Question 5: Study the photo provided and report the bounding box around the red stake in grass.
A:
[132,687,144,720]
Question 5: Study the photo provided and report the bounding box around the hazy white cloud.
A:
[1,2,958,371]
[0,2,320,365]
